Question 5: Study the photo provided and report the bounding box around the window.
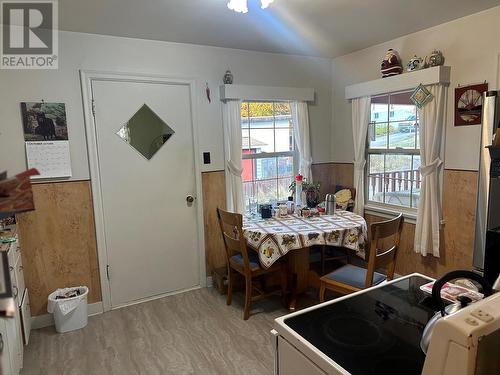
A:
[366,91,420,210]
[241,101,295,211]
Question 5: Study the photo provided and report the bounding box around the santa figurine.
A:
[380,49,403,78]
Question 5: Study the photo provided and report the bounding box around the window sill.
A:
[364,204,417,225]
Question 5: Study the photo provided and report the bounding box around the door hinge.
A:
[106,265,110,280]
[91,99,96,116]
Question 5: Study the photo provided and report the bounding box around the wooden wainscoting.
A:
[202,171,227,274]
[16,181,101,316]
[366,169,478,279]
[15,166,476,316]
[16,171,230,316]
[311,162,354,199]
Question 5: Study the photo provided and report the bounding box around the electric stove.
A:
[273,274,438,375]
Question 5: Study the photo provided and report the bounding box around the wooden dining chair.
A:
[217,208,287,320]
[319,213,404,302]
[319,246,350,274]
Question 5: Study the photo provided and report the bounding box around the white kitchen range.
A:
[272,273,500,375]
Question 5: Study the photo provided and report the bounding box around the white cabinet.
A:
[20,290,31,345]
[1,234,27,375]
[4,310,22,374]
[0,322,10,374]
[277,337,328,375]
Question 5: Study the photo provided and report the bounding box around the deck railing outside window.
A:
[366,91,420,210]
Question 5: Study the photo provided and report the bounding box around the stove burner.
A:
[323,315,383,350]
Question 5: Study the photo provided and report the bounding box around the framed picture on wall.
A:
[454,83,488,126]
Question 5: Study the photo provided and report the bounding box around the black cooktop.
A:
[284,276,438,375]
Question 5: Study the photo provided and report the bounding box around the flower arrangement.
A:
[289,178,321,208]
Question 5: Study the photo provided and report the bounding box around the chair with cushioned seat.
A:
[317,186,357,273]
[217,208,287,320]
[319,213,404,302]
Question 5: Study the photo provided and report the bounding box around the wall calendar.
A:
[25,141,72,179]
[20,101,72,179]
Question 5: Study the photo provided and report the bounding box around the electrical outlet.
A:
[471,309,494,323]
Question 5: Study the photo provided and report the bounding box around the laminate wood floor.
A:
[22,287,310,375]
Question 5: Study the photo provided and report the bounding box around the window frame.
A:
[364,90,421,220]
[241,100,298,208]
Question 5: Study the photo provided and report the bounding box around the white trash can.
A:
[47,286,89,333]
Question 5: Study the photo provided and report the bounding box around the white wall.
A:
[331,5,500,171]
[0,31,332,179]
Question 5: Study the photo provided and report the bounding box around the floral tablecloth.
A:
[243,211,368,269]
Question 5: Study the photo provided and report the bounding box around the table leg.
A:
[289,248,310,293]
[286,247,311,311]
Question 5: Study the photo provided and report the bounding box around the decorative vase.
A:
[425,50,445,67]
[305,187,319,208]
[406,55,423,71]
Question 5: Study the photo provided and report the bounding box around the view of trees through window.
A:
[241,101,295,212]
[367,91,421,209]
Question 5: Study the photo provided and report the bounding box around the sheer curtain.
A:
[291,101,312,181]
[351,96,371,216]
[222,100,244,213]
[414,84,446,257]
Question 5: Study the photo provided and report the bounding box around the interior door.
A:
[91,78,200,307]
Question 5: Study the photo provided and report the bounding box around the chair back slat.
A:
[374,245,397,268]
[365,213,404,288]
[222,233,242,254]
[217,208,242,227]
[372,216,403,240]
[217,208,252,274]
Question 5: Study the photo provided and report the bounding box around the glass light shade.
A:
[227,0,248,13]
[261,0,274,9]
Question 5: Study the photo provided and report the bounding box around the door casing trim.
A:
[80,70,206,312]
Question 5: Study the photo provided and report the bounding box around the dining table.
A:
[243,210,368,309]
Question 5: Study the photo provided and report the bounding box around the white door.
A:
[91,78,200,307]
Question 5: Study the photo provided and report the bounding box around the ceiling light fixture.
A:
[260,0,274,9]
[227,0,248,13]
[227,0,274,13]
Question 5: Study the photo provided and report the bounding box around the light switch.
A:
[203,152,211,165]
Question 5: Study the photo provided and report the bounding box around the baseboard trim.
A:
[31,301,104,330]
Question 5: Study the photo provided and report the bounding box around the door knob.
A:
[186,195,195,204]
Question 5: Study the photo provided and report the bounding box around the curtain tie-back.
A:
[419,157,443,177]
[353,160,366,171]
[227,161,243,176]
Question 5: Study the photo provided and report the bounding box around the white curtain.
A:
[222,100,244,213]
[414,84,446,257]
[291,101,313,181]
[351,96,371,216]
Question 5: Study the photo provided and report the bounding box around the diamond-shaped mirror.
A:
[116,104,175,160]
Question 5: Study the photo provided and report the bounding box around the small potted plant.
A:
[289,179,321,208]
